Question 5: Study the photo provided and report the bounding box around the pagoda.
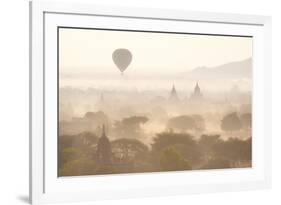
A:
[190,82,203,100]
[96,125,112,164]
[169,84,179,102]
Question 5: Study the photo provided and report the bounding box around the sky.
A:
[59,28,252,75]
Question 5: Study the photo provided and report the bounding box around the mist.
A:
[58,28,252,176]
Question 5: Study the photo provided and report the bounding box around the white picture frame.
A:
[29,1,272,204]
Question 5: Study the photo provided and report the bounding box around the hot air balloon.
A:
[112,48,132,75]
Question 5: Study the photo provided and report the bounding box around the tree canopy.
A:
[241,113,252,129]
[167,115,196,132]
[113,116,149,138]
[111,138,148,162]
[221,112,242,132]
[152,132,196,152]
[160,148,192,171]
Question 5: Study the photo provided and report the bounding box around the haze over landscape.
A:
[58,28,252,176]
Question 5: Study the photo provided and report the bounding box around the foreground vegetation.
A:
[59,130,251,176]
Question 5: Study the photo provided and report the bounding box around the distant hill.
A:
[181,58,252,80]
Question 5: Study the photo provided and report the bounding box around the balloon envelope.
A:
[112,48,132,73]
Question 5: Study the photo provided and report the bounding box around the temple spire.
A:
[96,124,112,164]
[169,84,179,102]
[190,81,203,100]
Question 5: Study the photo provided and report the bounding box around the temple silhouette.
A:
[169,84,179,102]
[96,125,112,165]
[190,82,203,101]
[168,82,203,102]
[96,124,135,172]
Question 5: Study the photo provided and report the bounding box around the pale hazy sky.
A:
[59,28,252,75]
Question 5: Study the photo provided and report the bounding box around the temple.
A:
[169,84,179,102]
[190,82,203,100]
[96,125,112,164]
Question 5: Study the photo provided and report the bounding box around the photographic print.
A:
[58,28,252,177]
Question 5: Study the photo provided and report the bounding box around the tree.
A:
[59,132,98,170]
[198,134,222,160]
[59,158,98,176]
[152,132,196,152]
[111,138,148,162]
[59,132,98,152]
[59,134,76,150]
[160,148,191,171]
[122,116,149,127]
[198,134,221,148]
[113,116,149,138]
[167,115,196,132]
[84,111,110,130]
[241,113,252,129]
[221,112,242,132]
[78,132,99,146]
[201,157,231,169]
[151,132,200,166]
[59,147,82,168]
[191,114,206,132]
[213,138,252,163]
